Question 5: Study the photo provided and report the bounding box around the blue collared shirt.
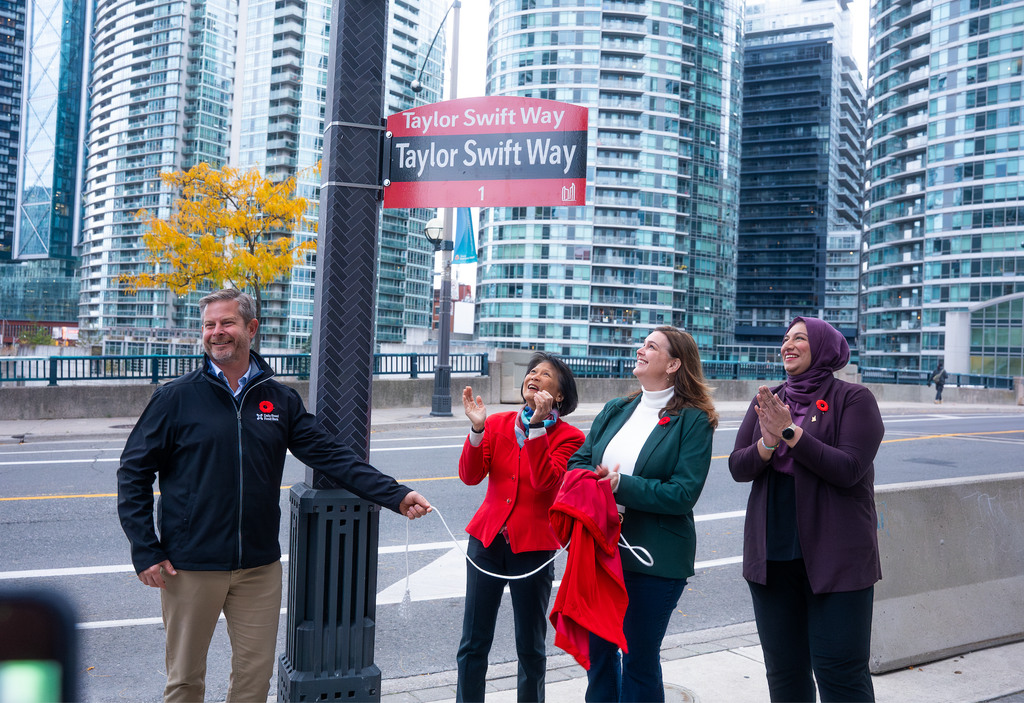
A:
[208,356,262,398]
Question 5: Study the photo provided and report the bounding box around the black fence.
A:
[565,357,788,383]
[859,366,1016,390]
[0,353,489,386]
[0,353,1015,390]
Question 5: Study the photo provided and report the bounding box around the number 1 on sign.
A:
[479,186,485,201]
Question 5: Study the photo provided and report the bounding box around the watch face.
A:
[782,426,795,440]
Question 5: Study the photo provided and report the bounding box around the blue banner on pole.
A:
[453,207,477,264]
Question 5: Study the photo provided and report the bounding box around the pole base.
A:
[278,655,381,702]
[430,363,453,416]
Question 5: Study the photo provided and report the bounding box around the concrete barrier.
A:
[870,472,1024,673]
[0,375,495,421]
[0,362,1017,420]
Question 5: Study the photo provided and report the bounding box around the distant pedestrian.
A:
[729,316,884,703]
[117,288,432,703]
[930,361,948,404]
[456,353,584,702]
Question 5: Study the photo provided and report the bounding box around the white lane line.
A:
[1,541,470,580]
[371,444,465,453]
[68,549,745,630]
[0,448,121,456]
[372,434,469,443]
[696,510,745,522]
[0,458,120,466]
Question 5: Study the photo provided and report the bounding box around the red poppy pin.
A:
[658,416,671,426]
[259,401,274,413]
[816,399,829,412]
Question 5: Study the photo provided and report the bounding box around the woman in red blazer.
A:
[456,352,584,703]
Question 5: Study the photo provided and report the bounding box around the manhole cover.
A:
[665,683,697,702]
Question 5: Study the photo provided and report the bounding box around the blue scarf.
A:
[514,406,560,447]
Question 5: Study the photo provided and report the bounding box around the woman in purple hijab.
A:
[728,317,884,702]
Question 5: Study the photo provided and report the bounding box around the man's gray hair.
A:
[199,289,258,324]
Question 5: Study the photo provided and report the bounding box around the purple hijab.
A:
[773,316,850,475]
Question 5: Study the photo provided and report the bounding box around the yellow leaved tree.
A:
[121,163,317,349]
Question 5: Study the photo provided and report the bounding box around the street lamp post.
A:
[414,0,460,417]
[424,216,454,416]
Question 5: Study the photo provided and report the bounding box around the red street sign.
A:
[383,96,588,208]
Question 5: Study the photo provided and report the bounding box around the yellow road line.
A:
[4,430,1022,503]
[0,476,460,502]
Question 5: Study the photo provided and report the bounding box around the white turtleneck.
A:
[601,385,674,483]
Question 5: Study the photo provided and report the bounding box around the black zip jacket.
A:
[117,352,412,573]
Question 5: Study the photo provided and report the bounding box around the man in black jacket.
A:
[117,289,431,702]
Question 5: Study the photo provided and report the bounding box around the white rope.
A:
[618,532,654,567]
[406,505,657,580]
[426,505,568,580]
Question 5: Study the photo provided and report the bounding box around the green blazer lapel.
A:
[634,411,678,478]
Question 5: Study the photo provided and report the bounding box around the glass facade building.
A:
[231,0,445,351]
[78,0,237,353]
[475,0,743,358]
[0,0,86,325]
[736,0,865,351]
[864,0,1024,371]
[1,0,23,254]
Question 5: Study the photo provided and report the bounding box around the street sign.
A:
[383,96,588,208]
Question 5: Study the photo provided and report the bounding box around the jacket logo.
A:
[256,400,279,421]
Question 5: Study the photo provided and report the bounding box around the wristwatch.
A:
[781,423,798,441]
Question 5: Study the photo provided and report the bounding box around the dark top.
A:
[728,377,885,593]
[117,352,412,573]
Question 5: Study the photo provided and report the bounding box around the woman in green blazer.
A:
[568,326,717,703]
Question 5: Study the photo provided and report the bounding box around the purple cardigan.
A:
[729,377,884,593]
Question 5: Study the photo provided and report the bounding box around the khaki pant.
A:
[160,561,282,703]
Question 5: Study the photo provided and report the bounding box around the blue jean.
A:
[456,535,554,703]
[586,570,686,703]
[748,559,875,703]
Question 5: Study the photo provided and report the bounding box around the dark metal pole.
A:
[428,0,459,417]
[431,232,454,416]
[278,0,388,699]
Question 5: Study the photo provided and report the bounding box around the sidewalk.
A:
[379,622,1024,702]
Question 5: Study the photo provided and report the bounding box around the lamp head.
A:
[424,217,445,247]
[411,78,424,93]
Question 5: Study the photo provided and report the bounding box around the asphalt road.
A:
[1,411,1022,701]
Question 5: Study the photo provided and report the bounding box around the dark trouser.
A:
[935,383,944,401]
[586,570,686,703]
[748,560,875,703]
[456,535,554,703]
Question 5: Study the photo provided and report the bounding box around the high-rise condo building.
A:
[864,0,1024,375]
[734,0,865,355]
[475,0,743,358]
[78,0,237,354]
[0,0,88,330]
[233,0,448,351]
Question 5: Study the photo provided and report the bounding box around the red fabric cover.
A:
[548,469,628,669]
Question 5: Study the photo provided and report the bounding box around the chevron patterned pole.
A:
[278,0,388,699]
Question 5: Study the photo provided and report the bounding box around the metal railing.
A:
[859,366,1016,390]
[1,353,1014,390]
[566,357,788,382]
[0,353,490,386]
